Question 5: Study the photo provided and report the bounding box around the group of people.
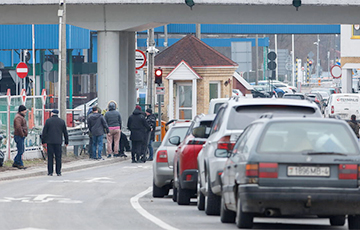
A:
[87,102,156,163]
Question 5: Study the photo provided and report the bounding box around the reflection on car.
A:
[221,117,360,229]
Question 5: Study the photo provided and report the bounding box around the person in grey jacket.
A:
[105,101,122,158]
[88,106,109,160]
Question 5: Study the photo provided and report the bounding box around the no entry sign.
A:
[16,62,28,79]
[135,49,146,70]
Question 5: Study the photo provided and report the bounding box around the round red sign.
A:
[16,62,29,79]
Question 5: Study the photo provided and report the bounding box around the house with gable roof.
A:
[153,34,238,121]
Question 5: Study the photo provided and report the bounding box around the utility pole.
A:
[147,29,156,110]
[255,34,259,85]
[316,34,320,79]
[58,0,67,121]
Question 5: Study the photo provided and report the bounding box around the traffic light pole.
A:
[147,29,155,110]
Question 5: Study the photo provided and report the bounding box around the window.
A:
[352,25,360,39]
[209,82,220,100]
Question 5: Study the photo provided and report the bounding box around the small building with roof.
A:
[154,34,238,121]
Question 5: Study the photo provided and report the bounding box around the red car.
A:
[170,114,215,205]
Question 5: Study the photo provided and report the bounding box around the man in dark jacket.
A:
[145,108,156,161]
[127,106,150,163]
[105,101,122,158]
[88,106,109,160]
[13,105,28,169]
[41,109,69,176]
[348,114,360,138]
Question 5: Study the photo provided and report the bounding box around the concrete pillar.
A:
[341,68,352,93]
[127,32,136,127]
[97,31,121,110]
[119,31,129,128]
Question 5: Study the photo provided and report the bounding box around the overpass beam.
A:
[341,68,352,93]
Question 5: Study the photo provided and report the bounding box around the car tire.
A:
[204,174,221,215]
[348,215,360,229]
[197,173,205,210]
[152,180,167,198]
[235,196,253,229]
[172,183,177,202]
[177,182,191,205]
[329,215,345,226]
[220,194,235,223]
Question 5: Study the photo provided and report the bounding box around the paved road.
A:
[0,160,350,230]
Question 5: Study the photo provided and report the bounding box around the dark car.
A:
[251,86,271,98]
[221,117,360,229]
[306,92,327,113]
[171,114,215,205]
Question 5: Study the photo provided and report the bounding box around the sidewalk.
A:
[0,155,129,181]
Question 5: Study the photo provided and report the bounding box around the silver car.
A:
[197,97,323,215]
[221,117,360,229]
[152,121,191,198]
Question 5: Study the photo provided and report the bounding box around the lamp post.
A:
[314,35,320,79]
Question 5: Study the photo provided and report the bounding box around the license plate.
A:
[287,166,330,177]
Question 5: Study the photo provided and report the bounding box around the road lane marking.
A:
[131,187,179,230]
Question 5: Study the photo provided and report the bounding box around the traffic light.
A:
[267,51,277,80]
[292,0,301,11]
[185,0,195,9]
[155,68,163,86]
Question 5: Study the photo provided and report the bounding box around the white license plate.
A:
[287,166,330,177]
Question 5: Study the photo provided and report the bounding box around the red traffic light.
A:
[308,60,313,65]
[155,68,163,85]
[155,68,163,77]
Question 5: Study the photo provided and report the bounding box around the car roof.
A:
[254,116,347,126]
[200,114,216,121]
[224,97,317,108]
[283,93,305,96]
[168,121,192,128]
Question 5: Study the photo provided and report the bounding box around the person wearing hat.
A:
[145,108,156,161]
[41,109,69,176]
[88,105,109,160]
[13,105,28,169]
[127,105,151,163]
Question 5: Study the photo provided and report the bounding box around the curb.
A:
[0,156,129,181]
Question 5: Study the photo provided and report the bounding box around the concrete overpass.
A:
[1,0,359,122]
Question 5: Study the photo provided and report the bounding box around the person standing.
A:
[41,109,69,176]
[127,106,150,163]
[87,106,109,160]
[13,105,28,169]
[348,114,360,138]
[145,108,156,161]
[105,101,122,158]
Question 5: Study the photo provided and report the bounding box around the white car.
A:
[324,93,360,120]
[152,121,191,198]
[197,97,323,215]
[73,97,98,120]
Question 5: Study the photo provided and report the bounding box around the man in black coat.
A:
[145,108,156,161]
[127,106,150,163]
[42,109,69,176]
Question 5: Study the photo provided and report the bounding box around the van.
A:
[208,98,229,115]
[324,93,360,120]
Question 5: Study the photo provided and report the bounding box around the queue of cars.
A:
[152,85,360,229]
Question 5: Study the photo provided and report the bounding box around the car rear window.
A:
[164,126,189,146]
[283,95,305,100]
[227,105,319,130]
[257,121,359,155]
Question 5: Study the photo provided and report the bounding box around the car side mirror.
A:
[168,136,181,146]
[192,126,206,138]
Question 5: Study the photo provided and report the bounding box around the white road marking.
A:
[0,194,82,204]
[48,177,115,183]
[130,187,179,230]
[15,228,47,230]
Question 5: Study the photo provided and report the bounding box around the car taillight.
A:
[156,150,168,163]
[187,139,206,145]
[315,98,320,103]
[259,163,278,178]
[217,135,235,150]
[338,164,358,180]
[331,105,334,114]
[246,164,258,177]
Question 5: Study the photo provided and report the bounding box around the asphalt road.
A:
[0,160,350,230]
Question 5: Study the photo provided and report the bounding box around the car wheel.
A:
[348,215,360,229]
[172,183,177,202]
[177,182,191,205]
[204,174,221,215]
[152,180,167,198]
[220,194,235,223]
[235,196,253,229]
[329,215,345,226]
[197,174,205,210]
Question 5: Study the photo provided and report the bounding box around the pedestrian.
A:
[41,109,69,176]
[13,105,28,169]
[87,106,109,160]
[348,114,360,138]
[117,132,130,157]
[127,105,150,163]
[105,101,122,158]
[87,107,93,158]
[145,108,156,161]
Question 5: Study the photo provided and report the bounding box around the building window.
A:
[209,82,220,100]
[351,25,360,39]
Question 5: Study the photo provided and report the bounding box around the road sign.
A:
[16,62,28,79]
[135,49,146,70]
[330,65,342,79]
[135,69,144,88]
[156,86,165,95]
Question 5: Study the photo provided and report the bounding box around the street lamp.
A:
[313,35,320,79]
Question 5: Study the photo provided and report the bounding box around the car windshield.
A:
[227,105,318,130]
[213,103,225,114]
[283,94,305,100]
[257,121,359,155]
[164,126,189,146]
[312,91,329,98]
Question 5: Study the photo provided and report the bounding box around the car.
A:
[310,89,330,101]
[152,121,191,198]
[257,80,297,93]
[208,98,229,115]
[324,93,360,120]
[282,92,308,100]
[311,87,334,97]
[171,114,215,205]
[232,89,242,97]
[251,86,271,98]
[73,97,98,121]
[197,97,323,215]
[306,92,327,114]
[221,117,360,229]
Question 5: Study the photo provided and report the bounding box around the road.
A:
[0,160,350,230]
